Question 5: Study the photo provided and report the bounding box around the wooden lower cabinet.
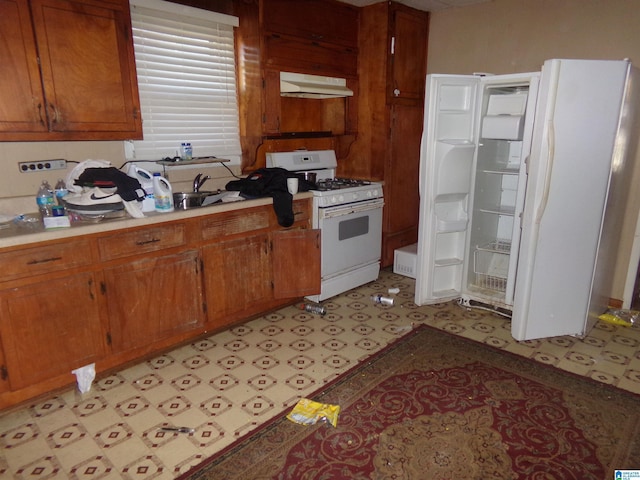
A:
[0,198,320,410]
[103,249,205,352]
[203,228,321,328]
[0,272,105,390]
[203,233,273,328]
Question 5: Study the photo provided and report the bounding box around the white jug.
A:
[127,165,155,212]
[153,173,174,212]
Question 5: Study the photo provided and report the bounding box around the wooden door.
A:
[0,0,48,135]
[272,229,321,298]
[103,250,204,352]
[202,233,273,328]
[29,0,141,138]
[382,103,424,265]
[388,4,428,105]
[0,272,105,390]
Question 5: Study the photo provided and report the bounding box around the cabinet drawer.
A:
[98,224,186,261]
[0,240,92,282]
[292,200,311,225]
[201,209,271,240]
[264,34,358,77]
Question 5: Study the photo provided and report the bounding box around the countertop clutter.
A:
[0,192,313,249]
[0,193,319,410]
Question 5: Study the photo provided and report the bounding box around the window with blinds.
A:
[128,0,241,162]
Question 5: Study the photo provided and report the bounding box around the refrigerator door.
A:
[415,75,480,305]
[512,59,631,341]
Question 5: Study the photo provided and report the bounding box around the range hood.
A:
[280,72,354,99]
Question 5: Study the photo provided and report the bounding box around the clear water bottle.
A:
[54,179,68,205]
[36,180,55,217]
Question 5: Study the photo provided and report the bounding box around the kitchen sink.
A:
[173,190,243,209]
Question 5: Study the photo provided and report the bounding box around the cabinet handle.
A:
[135,238,161,246]
[393,88,401,97]
[49,103,59,124]
[27,256,62,265]
[36,103,45,126]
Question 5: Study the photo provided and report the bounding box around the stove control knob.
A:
[351,192,359,202]
[338,194,345,203]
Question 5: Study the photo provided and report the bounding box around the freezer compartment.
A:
[473,240,511,292]
[481,90,529,140]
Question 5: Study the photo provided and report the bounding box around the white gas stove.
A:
[266,150,384,302]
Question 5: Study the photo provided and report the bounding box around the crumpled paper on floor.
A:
[286,398,340,428]
[71,363,96,394]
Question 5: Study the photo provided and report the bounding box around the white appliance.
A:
[415,59,639,341]
[266,150,384,302]
[280,72,354,99]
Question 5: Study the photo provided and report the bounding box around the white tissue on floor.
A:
[72,363,96,394]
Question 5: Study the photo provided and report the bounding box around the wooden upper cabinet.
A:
[0,0,48,134]
[0,0,142,141]
[260,0,358,78]
[388,4,428,104]
[262,0,358,48]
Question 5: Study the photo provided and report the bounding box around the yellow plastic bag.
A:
[598,309,639,327]
[286,398,340,428]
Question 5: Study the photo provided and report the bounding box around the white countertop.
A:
[0,192,313,249]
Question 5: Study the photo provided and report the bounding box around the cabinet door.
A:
[263,33,358,77]
[202,233,272,328]
[103,250,204,352]
[29,0,141,139]
[0,272,105,390]
[0,0,48,134]
[272,229,321,298]
[388,5,428,104]
[262,0,358,48]
[382,103,424,265]
[0,338,8,394]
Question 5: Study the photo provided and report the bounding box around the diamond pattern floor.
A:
[1,268,639,479]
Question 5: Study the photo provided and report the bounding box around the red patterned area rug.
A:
[180,325,640,480]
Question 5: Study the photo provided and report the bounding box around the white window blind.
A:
[128,0,241,161]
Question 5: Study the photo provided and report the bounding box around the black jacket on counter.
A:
[226,168,316,227]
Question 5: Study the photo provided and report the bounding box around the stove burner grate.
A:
[314,177,372,191]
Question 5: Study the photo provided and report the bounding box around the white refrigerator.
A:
[414,59,639,341]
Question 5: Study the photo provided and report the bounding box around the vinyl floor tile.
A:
[0,268,639,479]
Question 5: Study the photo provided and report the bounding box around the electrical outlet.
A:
[19,159,67,173]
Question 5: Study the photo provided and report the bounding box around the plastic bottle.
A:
[36,180,55,217]
[180,142,193,161]
[54,179,68,206]
[153,172,174,212]
[298,302,326,316]
[127,165,155,212]
[371,294,394,306]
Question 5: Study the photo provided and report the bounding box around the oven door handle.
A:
[319,198,384,219]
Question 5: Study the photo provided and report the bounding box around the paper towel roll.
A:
[482,115,524,140]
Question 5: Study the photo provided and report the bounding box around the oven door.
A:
[317,198,384,278]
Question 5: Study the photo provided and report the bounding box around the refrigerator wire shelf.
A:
[474,240,511,292]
